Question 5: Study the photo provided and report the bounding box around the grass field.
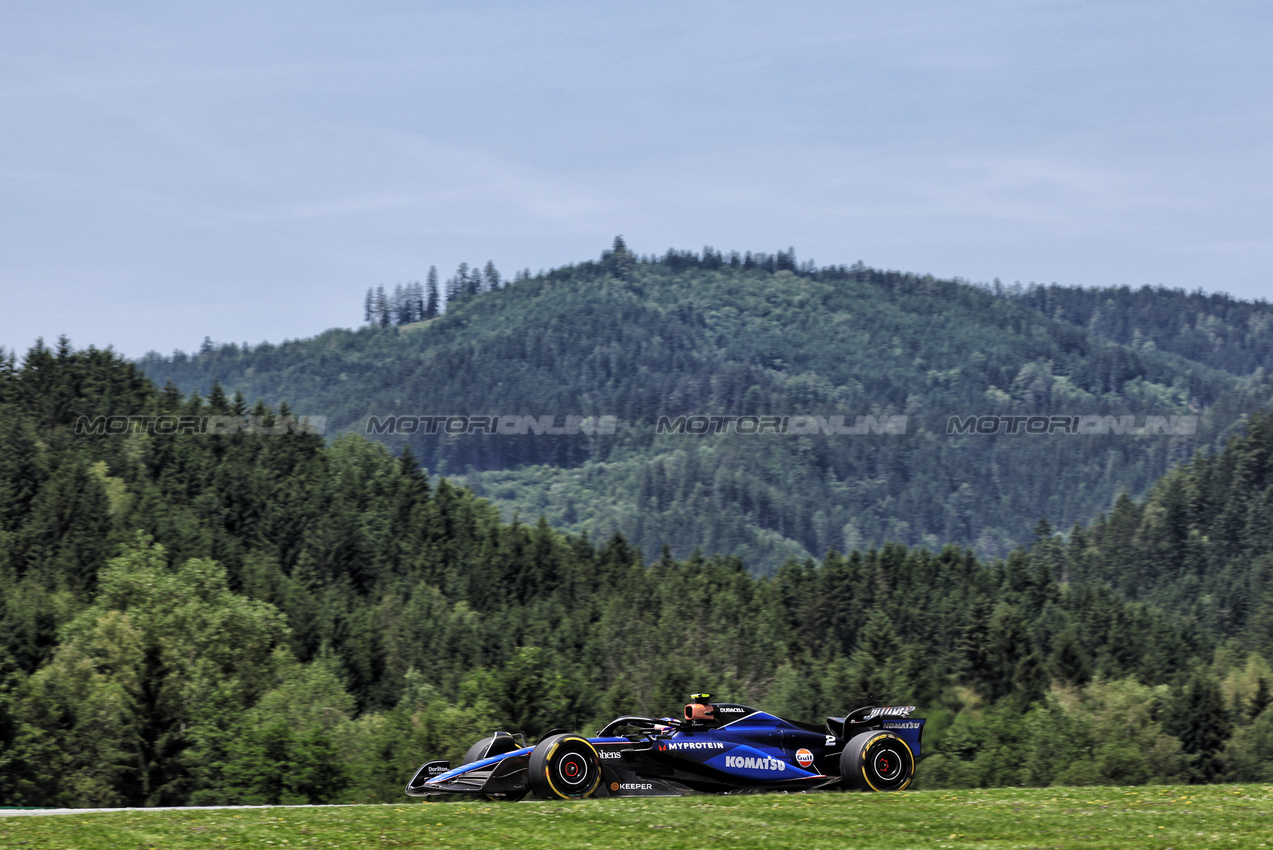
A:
[3,785,1273,849]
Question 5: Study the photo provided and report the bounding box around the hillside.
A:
[5,345,1273,805]
[1003,281,1273,376]
[139,243,1273,572]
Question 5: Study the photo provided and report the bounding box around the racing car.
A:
[406,694,924,800]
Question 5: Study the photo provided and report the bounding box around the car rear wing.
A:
[827,705,920,741]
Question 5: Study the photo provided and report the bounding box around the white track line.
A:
[0,804,409,818]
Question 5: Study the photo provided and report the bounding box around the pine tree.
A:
[447,265,467,306]
[1172,671,1232,782]
[958,598,995,696]
[603,236,635,280]
[1049,627,1092,687]
[1251,676,1271,720]
[847,611,903,705]
[425,268,440,319]
[363,289,373,324]
[483,261,501,291]
[374,286,390,327]
[393,284,410,325]
[208,382,229,413]
[410,281,424,321]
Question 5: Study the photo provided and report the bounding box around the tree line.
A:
[362,260,531,327]
[999,280,1273,377]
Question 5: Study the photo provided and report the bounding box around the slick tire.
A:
[528,734,602,800]
[840,730,915,792]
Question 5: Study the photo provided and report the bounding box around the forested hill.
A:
[4,344,1273,805]
[1003,282,1273,377]
[139,243,1273,573]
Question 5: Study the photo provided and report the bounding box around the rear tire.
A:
[528,734,601,800]
[840,730,914,791]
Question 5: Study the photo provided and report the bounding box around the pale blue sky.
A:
[2,0,1271,358]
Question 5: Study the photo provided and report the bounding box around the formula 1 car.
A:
[406,694,924,800]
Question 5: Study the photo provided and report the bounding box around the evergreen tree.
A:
[410,281,424,321]
[374,286,390,327]
[1251,676,1272,720]
[392,284,409,325]
[425,267,440,319]
[483,261,501,291]
[1049,628,1092,687]
[1170,671,1232,782]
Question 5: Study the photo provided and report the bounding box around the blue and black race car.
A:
[406,694,924,800]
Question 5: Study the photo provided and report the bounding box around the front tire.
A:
[528,734,601,800]
[841,730,914,791]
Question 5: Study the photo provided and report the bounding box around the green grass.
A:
[3,785,1273,849]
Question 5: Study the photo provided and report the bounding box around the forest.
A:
[4,340,1273,806]
[139,241,1273,573]
[1002,280,1273,376]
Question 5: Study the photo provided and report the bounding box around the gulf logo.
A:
[795,748,814,768]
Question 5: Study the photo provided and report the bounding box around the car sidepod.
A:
[645,712,833,792]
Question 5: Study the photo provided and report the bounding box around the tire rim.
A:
[872,747,903,782]
[556,752,592,788]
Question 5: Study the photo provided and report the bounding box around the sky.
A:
[2,0,1271,359]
